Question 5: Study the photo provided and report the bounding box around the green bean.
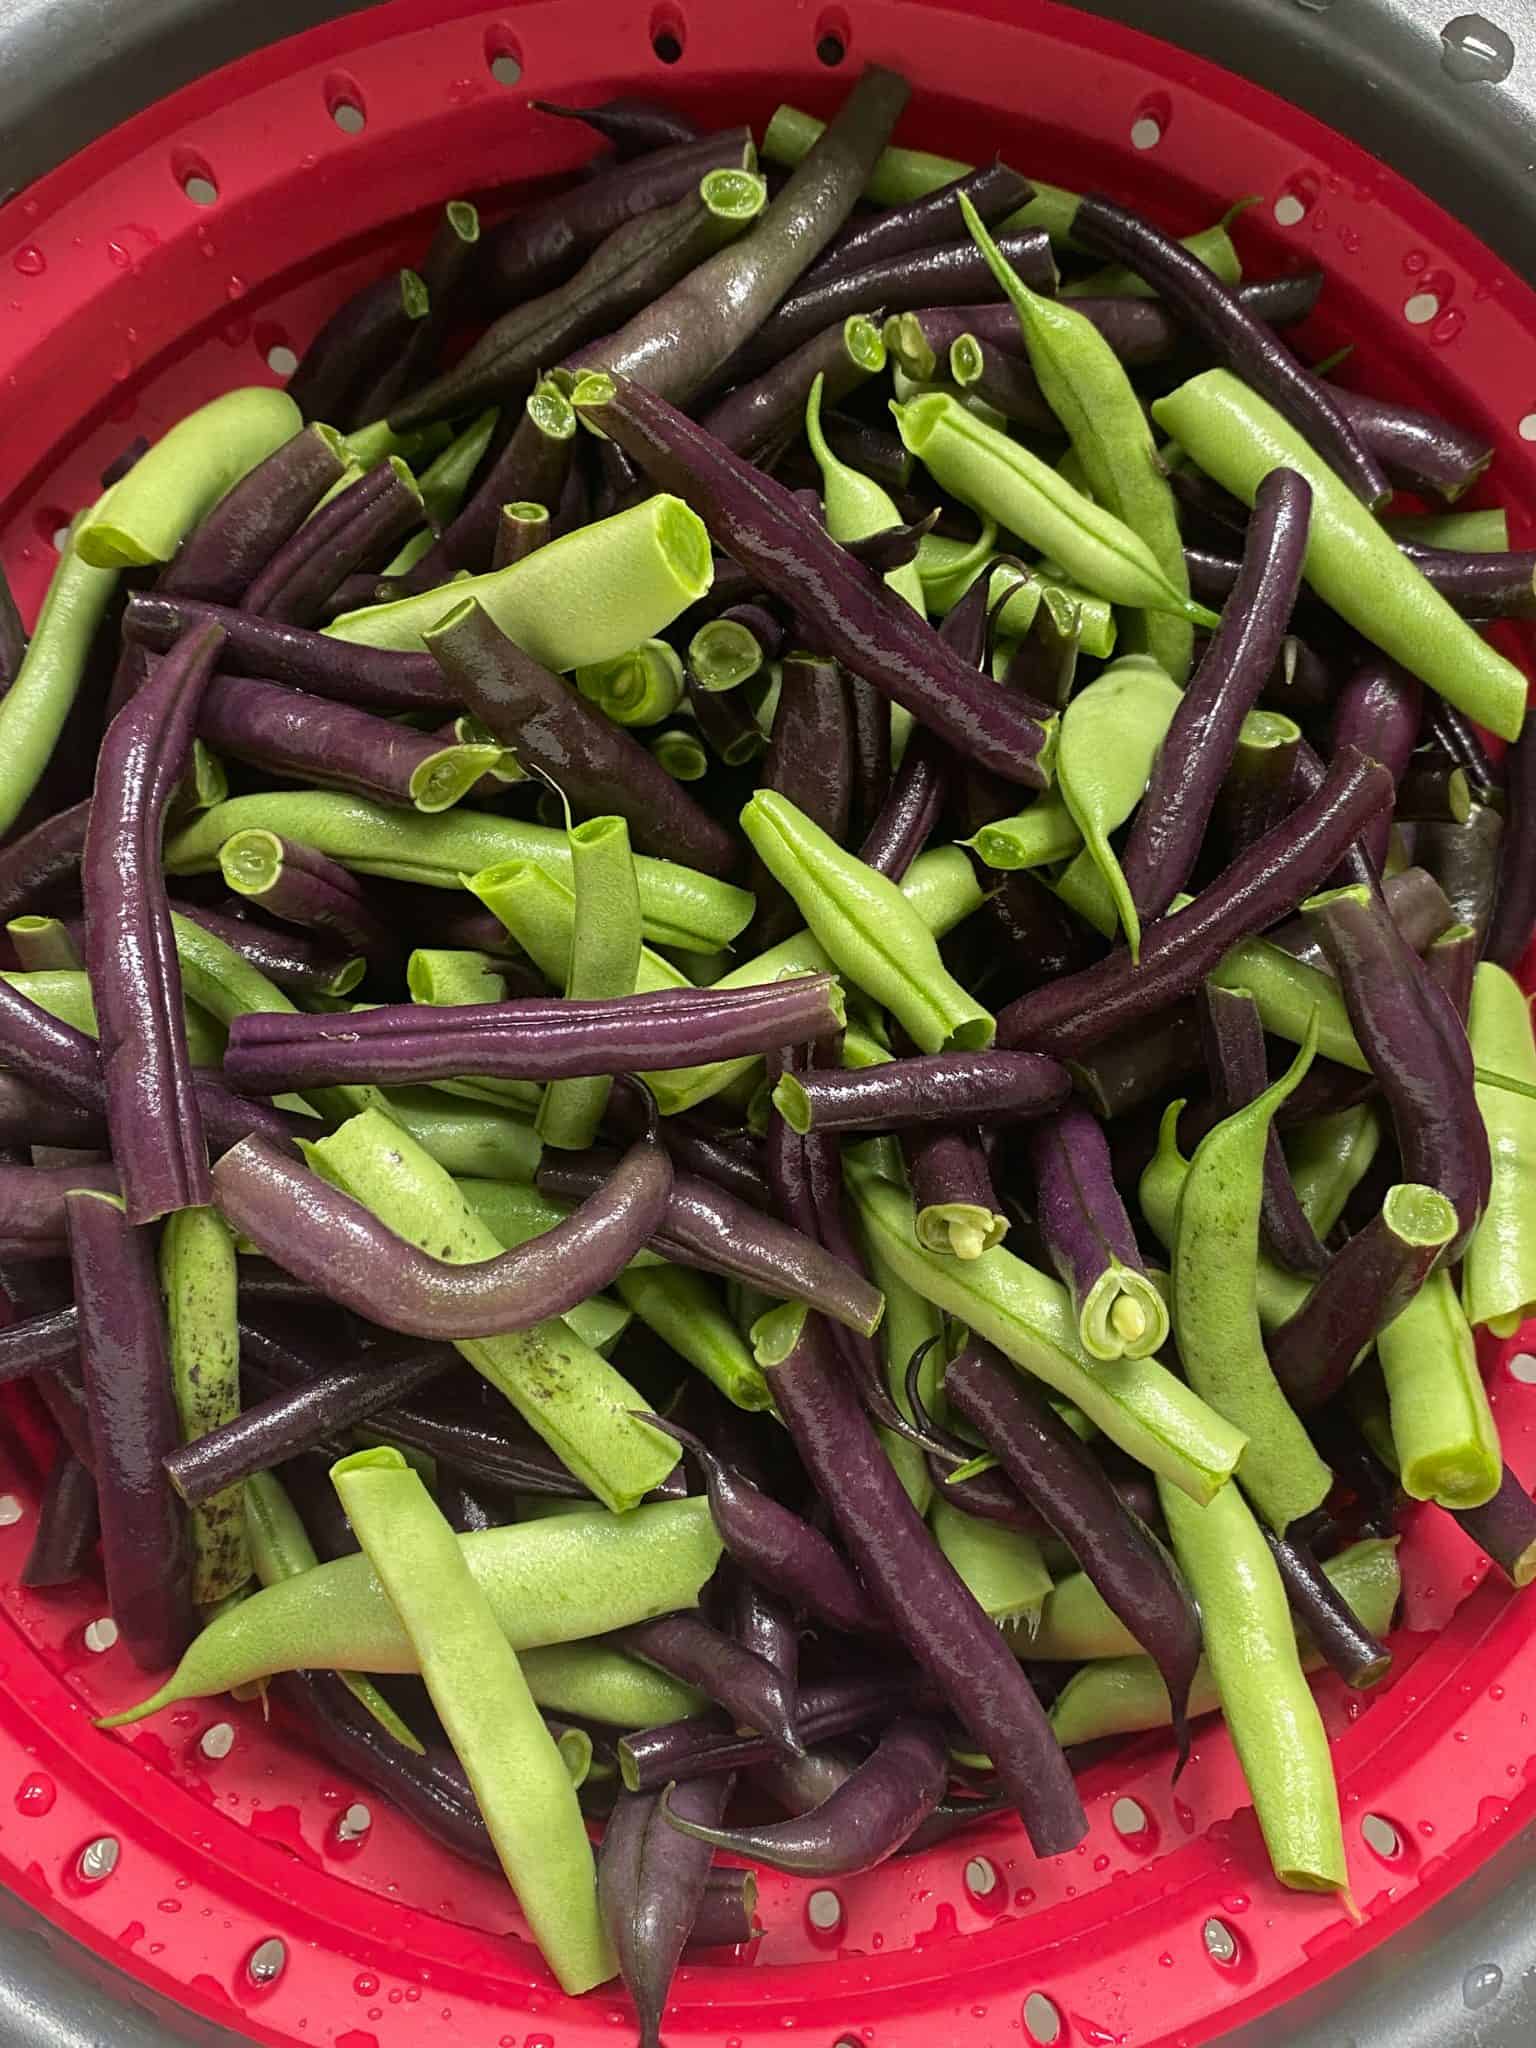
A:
[1384,507,1508,552]
[895,391,1219,625]
[614,1266,772,1411]
[1063,212,1244,300]
[241,1469,423,1752]
[806,372,926,615]
[862,1229,945,1516]
[326,494,712,670]
[1052,1530,1399,1737]
[1051,655,1182,957]
[1153,370,1529,741]
[160,1208,248,1606]
[406,949,506,1007]
[931,1496,1051,1627]
[343,418,452,474]
[742,790,991,1052]
[851,1163,1245,1502]
[165,792,753,953]
[1378,1268,1500,1509]
[965,791,1082,872]
[413,407,500,532]
[103,1494,719,1727]
[75,390,301,568]
[1172,1015,1332,1530]
[1208,939,1366,1069]
[306,1109,675,1508]
[1287,1105,1384,1236]
[6,916,81,972]
[959,193,1193,681]
[922,546,1118,657]
[332,1447,613,1993]
[574,638,686,725]
[913,520,998,603]
[1,969,225,1067]
[515,1640,707,1727]
[536,816,643,1151]
[650,727,709,781]
[1159,1475,1346,1890]
[1023,1562,1144,1661]
[378,1086,542,1186]
[0,526,120,837]
[1465,964,1536,1335]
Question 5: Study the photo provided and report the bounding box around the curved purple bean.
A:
[996,747,1395,1054]
[945,1339,1203,1770]
[286,270,425,428]
[532,97,701,157]
[356,202,482,424]
[663,1714,948,1874]
[700,319,885,458]
[170,901,364,998]
[0,798,90,922]
[243,461,423,627]
[160,424,348,605]
[1200,983,1328,1274]
[1122,468,1312,924]
[619,1671,926,1791]
[0,1162,119,1260]
[1487,709,1536,971]
[774,1050,1067,1135]
[574,374,1052,788]
[600,1777,730,2048]
[1262,1526,1392,1688]
[21,1454,99,1589]
[752,1741,861,1818]
[1074,195,1387,505]
[210,1132,670,1340]
[1328,659,1423,873]
[616,1614,802,1754]
[811,164,1032,283]
[746,651,853,948]
[1329,386,1492,502]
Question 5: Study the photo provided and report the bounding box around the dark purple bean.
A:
[1303,883,1488,1256]
[532,97,701,157]
[664,1714,947,1874]
[160,424,348,606]
[700,319,886,457]
[1419,803,1505,956]
[425,597,738,877]
[966,868,1103,1008]
[1487,709,1536,969]
[1065,1004,1203,1120]
[752,1740,861,1817]
[1397,545,1536,621]
[538,1155,884,1338]
[435,1469,517,1535]
[1266,635,1338,716]
[1396,758,1472,825]
[945,1339,1203,1771]
[810,414,914,497]
[355,201,482,424]
[842,667,892,840]
[98,435,150,490]
[0,798,90,922]
[83,624,220,1221]
[731,230,1056,382]
[210,1132,670,1340]
[286,270,427,429]
[686,672,765,766]
[170,901,364,999]
[1262,1525,1392,1687]
[753,1301,1084,1854]
[242,460,423,627]
[1074,196,1387,505]
[573,377,1053,789]
[1426,699,1501,799]
[1027,1103,1157,1348]
[996,747,1395,1055]
[1268,866,1455,977]
[609,1081,770,1210]
[1122,468,1312,925]
[1200,984,1328,1274]
[948,330,1057,430]
[811,164,1033,284]
[0,1077,105,1152]
[1266,1182,1457,1411]
[600,1777,730,2048]
[747,652,853,949]
[124,593,451,713]
[34,1357,95,1473]
[774,1049,1068,1135]
[402,387,575,591]
[165,1343,454,1504]
[1450,1466,1536,1587]
[478,129,751,308]
[491,502,551,570]
[688,1867,758,1950]
[899,1785,1014,1854]
[20,1453,99,1589]
[226,977,844,1093]
[1330,386,1493,502]
[616,1614,802,1754]
[902,1126,1003,1261]
[733,1573,799,1686]
[1329,660,1423,872]
[66,1190,194,1670]
[642,1413,885,1635]
[214,839,400,973]
[0,1162,118,1260]
[619,1670,926,1791]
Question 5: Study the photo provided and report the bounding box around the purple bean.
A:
[0,798,90,922]
[700,320,886,458]
[812,164,1033,284]
[1397,758,1471,826]
[1262,1525,1392,1687]
[20,1453,99,1589]
[356,202,482,425]
[124,593,451,713]
[532,97,701,157]
[0,1300,82,1393]
[1418,804,1505,956]
[286,270,426,428]
[619,1670,926,1791]
[215,838,404,976]
[243,461,423,627]
[575,376,1053,788]
[66,1190,194,1670]
[746,652,854,949]
[901,1125,1003,1262]
[996,747,1395,1055]
[1398,545,1536,621]
[1487,710,1536,970]
[83,625,220,1221]
[752,1740,861,1817]
[211,1132,670,1340]
[1074,195,1387,505]
[425,597,738,876]
[1200,984,1328,1274]
[616,1613,802,1754]
[1328,660,1423,872]
[1426,699,1501,799]
[1121,468,1312,925]
[0,563,27,689]
[945,1339,1203,1770]
[0,1162,119,1260]
[170,901,364,999]
[160,425,349,606]
[1424,921,1476,1022]
[1451,1466,1536,1587]
[663,1713,948,1874]
[600,1776,730,2048]
[775,1050,1067,1135]
[609,1081,769,1210]
[1330,386,1493,502]
[1027,1102,1156,1343]
[401,389,575,592]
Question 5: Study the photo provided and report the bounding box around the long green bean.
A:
[0,526,119,837]
[1465,963,1536,1334]
[537,817,642,1150]
[1378,1268,1500,1509]
[160,1207,248,1606]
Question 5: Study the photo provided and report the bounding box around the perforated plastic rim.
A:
[2,1,1536,2044]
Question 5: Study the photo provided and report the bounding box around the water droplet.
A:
[10,248,44,277]
[1464,1962,1504,2008]
[225,275,247,301]
[354,1974,378,1997]
[15,1772,55,1815]
[105,240,131,269]
[1158,1951,1175,1967]
[1440,14,1515,84]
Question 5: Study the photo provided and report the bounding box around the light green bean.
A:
[1378,1267,1500,1508]
[161,1208,248,1606]
[1465,962,1536,1334]
[574,639,686,725]
[0,526,119,836]
[806,371,926,614]
[538,816,642,1151]
[931,1497,1051,1627]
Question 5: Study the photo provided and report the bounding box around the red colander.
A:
[2,1,1535,2042]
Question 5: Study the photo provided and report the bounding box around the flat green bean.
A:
[538,816,642,1151]
[1378,1268,1500,1508]
[930,1496,1051,1627]
[1465,963,1536,1334]
[1172,1016,1332,1530]
[75,389,301,568]
[574,639,686,725]
[516,1640,707,1726]
[326,494,712,670]
[161,1208,248,1606]
[0,525,119,836]
[806,372,926,614]
[166,792,753,954]
[1152,370,1529,741]
[1159,1476,1347,1891]
[1287,1104,1384,1236]
[333,1448,614,1993]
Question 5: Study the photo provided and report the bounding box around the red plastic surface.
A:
[3,0,1536,2042]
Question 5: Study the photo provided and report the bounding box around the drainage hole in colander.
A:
[651,7,685,64]
[484,27,523,85]
[265,342,298,378]
[324,74,368,135]
[816,9,849,64]
[1405,290,1442,324]
[1110,1794,1158,1851]
[1507,1351,1536,1382]
[171,150,218,207]
[1520,412,1536,441]
[1202,1917,1240,1966]
[1361,1811,1403,1859]
[805,1886,842,1933]
[1023,1990,1063,2044]
[1130,94,1170,151]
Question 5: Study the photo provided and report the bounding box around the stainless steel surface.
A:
[0,0,1534,2039]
